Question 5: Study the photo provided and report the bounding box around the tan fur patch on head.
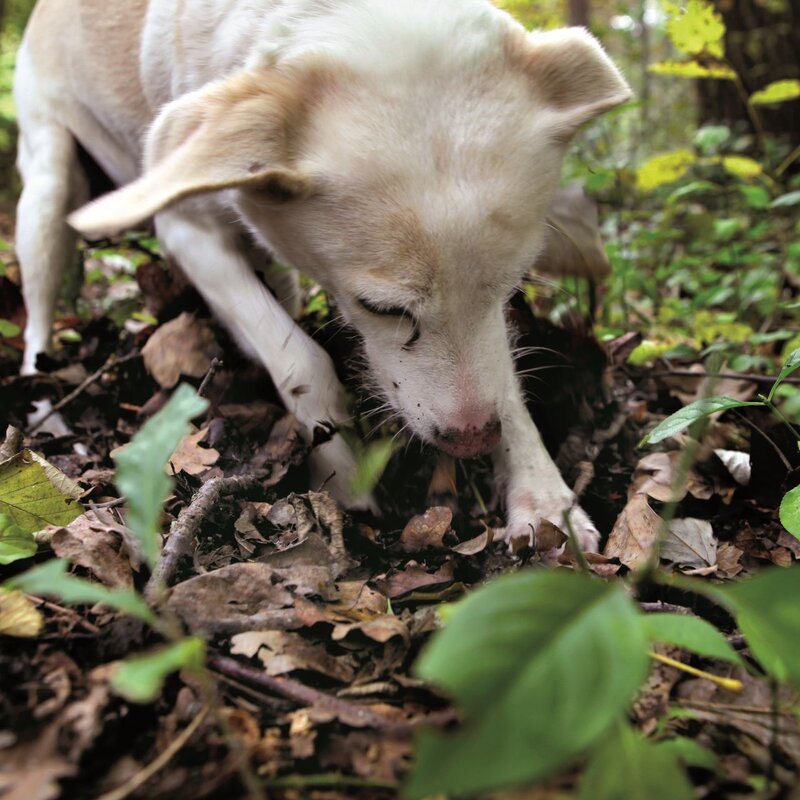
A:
[367,207,437,290]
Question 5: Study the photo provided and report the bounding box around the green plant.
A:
[641,347,800,539]
[2,384,209,701]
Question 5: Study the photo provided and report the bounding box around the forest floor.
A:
[0,216,799,799]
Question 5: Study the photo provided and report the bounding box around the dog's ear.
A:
[69,70,312,237]
[508,27,632,132]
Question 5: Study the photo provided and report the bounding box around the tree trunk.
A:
[697,0,800,138]
[567,0,589,27]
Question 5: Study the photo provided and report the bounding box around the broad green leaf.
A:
[0,589,44,637]
[750,79,800,105]
[768,348,800,402]
[663,0,726,58]
[406,571,649,798]
[0,513,37,565]
[694,124,731,152]
[641,612,744,666]
[636,150,696,192]
[779,485,800,539]
[649,59,734,80]
[579,721,693,800]
[721,155,763,180]
[771,191,800,208]
[0,319,21,338]
[5,559,156,625]
[350,438,395,499]
[719,567,800,687]
[641,396,762,445]
[666,180,719,204]
[114,384,208,567]
[0,452,83,535]
[111,637,206,703]
[737,184,771,209]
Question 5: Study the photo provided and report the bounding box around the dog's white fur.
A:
[15,0,631,549]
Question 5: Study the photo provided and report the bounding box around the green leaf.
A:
[641,612,744,666]
[5,559,156,625]
[657,736,718,771]
[0,452,83,535]
[721,155,763,180]
[771,191,800,208]
[0,319,21,338]
[406,571,649,798]
[737,184,771,209]
[694,124,731,152]
[0,513,37,565]
[114,384,208,567]
[111,637,206,703]
[750,79,800,105]
[779,485,800,539]
[579,721,694,800]
[649,59,735,80]
[719,567,800,688]
[768,348,800,402]
[641,396,762,445]
[350,437,395,499]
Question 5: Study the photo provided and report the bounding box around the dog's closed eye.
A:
[357,297,420,349]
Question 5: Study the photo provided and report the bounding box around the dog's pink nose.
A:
[434,417,502,459]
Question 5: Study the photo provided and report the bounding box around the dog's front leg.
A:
[494,382,600,553]
[155,209,369,508]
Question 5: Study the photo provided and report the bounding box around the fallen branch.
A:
[29,351,141,433]
[145,474,263,601]
[651,368,800,387]
[208,654,457,734]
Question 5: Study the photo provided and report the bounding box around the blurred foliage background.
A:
[0,0,799,413]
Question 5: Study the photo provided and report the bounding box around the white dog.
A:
[15,0,631,549]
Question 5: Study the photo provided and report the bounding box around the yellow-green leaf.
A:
[0,452,83,535]
[0,589,44,637]
[663,0,727,59]
[750,79,800,105]
[636,150,697,192]
[721,155,763,179]
[649,60,735,80]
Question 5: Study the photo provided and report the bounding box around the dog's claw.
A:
[502,503,600,554]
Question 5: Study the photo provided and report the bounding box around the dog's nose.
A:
[433,417,502,458]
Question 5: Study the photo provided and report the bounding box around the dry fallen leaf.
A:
[0,589,44,637]
[168,426,220,475]
[662,517,717,569]
[51,513,134,589]
[400,507,452,552]
[604,494,663,569]
[141,312,220,388]
[630,451,712,502]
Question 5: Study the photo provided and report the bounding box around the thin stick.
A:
[145,475,263,601]
[649,651,743,693]
[197,357,223,398]
[96,706,208,800]
[29,351,141,433]
[650,369,800,387]
[208,654,457,733]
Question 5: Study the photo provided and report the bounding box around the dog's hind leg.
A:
[16,124,89,374]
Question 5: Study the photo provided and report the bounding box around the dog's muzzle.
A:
[433,417,502,459]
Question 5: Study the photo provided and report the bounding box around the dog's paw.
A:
[502,498,600,555]
[309,434,378,514]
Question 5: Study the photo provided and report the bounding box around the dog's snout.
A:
[434,416,502,459]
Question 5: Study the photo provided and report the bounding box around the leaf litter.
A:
[0,240,798,799]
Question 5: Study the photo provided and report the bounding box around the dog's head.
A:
[70,16,630,457]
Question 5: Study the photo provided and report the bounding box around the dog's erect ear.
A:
[507,27,632,131]
[69,70,312,238]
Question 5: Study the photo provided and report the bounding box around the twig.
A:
[208,654,457,733]
[28,351,141,433]
[197,357,223,398]
[262,773,398,790]
[145,475,263,601]
[649,651,743,692]
[639,601,693,615]
[0,425,23,461]
[651,368,800,387]
[96,706,209,800]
